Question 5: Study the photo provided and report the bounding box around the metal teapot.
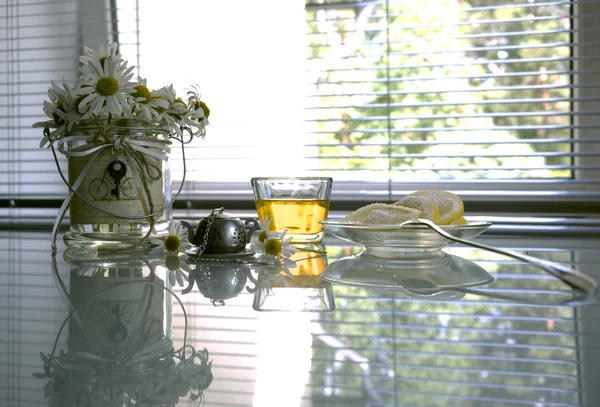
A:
[180,209,259,255]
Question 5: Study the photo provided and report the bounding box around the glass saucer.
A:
[321,251,493,291]
[320,219,491,258]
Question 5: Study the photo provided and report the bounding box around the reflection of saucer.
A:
[184,247,255,260]
[321,251,493,291]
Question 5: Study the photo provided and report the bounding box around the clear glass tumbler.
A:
[251,177,333,244]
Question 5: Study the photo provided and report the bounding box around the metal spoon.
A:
[400,218,598,293]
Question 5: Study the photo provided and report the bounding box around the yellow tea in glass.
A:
[251,177,333,243]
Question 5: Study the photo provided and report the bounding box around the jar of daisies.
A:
[33,41,210,251]
[62,119,173,250]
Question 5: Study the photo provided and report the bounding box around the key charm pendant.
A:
[107,160,127,199]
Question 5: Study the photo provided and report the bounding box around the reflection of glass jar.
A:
[64,250,172,357]
[63,119,172,250]
[37,250,214,406]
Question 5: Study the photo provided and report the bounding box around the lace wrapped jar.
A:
[61,119,172,250]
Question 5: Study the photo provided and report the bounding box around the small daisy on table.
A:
[251,215,296,262]
[150,220,191,255]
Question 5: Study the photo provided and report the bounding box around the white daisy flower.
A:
[74,55,135,117]
[153,85,189,136]
[150,220,191,255]
[263,229,296,258]
[127,78,170,121]
[33,81,81,147]
[256,215,274,243]
[250,215,296,261]
[185,86,210,137]
[79,41,119,67]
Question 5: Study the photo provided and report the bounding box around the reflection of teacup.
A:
[252,250,335,312]
[277,250,328,286]
[252,282,335,312]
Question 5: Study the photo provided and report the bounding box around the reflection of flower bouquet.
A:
[35,343,213,407]
[35,272,213,406]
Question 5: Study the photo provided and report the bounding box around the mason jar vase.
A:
[62,119,173,250]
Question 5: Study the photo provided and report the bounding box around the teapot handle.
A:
[245,218,260,242]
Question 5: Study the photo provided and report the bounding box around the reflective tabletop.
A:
[2,226,600,407]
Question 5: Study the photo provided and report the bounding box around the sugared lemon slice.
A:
[341,203,421,225]
[449,216,467,225]
[408,190,464,225]
[393,195,441,223]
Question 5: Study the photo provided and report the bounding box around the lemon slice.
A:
[393,195,441,223]
[341,203,421,225]
[408,190,464,225]
[449,216,467,225]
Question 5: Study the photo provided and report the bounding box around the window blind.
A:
[2,0,600,222]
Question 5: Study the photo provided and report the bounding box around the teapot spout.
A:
[179,220,197,246]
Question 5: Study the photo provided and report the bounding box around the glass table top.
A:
[1,227,599,407]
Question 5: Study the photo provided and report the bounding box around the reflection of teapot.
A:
[181,212,259,254]
[183,263,249,306]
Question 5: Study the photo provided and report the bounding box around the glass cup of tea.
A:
[251,177,333,244]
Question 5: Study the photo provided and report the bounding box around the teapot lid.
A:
[215,212,236,219]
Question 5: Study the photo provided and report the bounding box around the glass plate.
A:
[321,251,494,294]
[320,219,491,257]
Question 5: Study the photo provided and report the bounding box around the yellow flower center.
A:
[164,235,181,253]
[134,84,152,102]
[194,100,210,119]
[96,77,119,96]
[258,230,268,242]
[165,255,180,271]
[264,238,283,256]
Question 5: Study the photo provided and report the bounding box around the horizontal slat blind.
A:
[1,0,113,205]
[304,0,579,183]
[2,0,600,216]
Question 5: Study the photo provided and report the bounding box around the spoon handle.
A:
[401,219,598,293]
